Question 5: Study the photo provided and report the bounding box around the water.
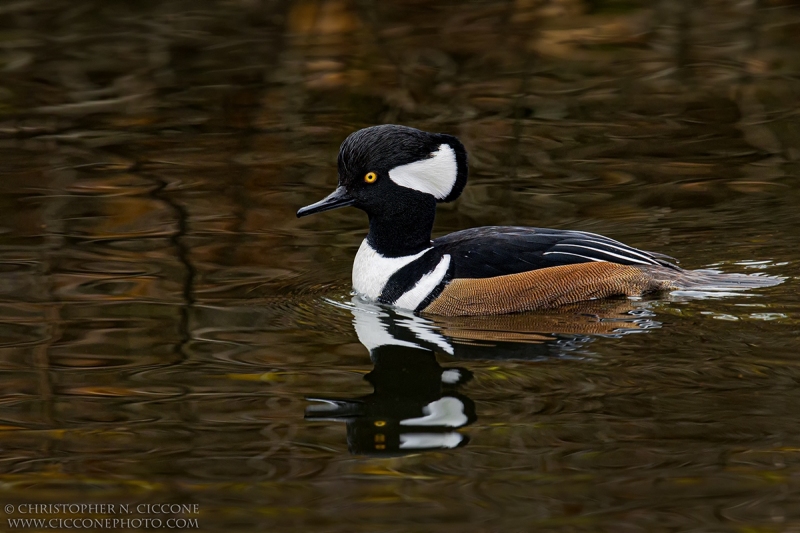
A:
[1,0,800,531]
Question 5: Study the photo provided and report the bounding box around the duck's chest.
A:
[352,239,430,301]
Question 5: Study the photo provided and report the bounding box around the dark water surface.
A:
[1,1,800,531]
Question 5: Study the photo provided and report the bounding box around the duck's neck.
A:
[366,200,436,258]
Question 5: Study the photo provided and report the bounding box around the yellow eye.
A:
[364,172,377,184]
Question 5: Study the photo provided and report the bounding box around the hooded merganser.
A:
[297,125,781,316]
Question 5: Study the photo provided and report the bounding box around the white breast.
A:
[352,239,430,300]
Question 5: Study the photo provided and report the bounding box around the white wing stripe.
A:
[576,238,659,263]
[542,251,606,262]
[553,244,654,265]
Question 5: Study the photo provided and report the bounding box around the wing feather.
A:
[433,226,678,279]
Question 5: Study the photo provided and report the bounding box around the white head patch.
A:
[388,144,457,199]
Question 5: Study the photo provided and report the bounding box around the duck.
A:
[297,125,781,316]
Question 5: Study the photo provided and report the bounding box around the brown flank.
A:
[421,262,676,317]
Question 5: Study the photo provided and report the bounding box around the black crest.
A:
[338,124,468,203]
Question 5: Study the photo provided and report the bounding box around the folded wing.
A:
[433,226,678,279]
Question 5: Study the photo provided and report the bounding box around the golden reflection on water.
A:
[0,0,799,531]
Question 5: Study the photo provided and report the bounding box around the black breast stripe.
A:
[415,269,452,312]
[379,249,448,305]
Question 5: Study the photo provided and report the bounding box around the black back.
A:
[434,226,678,278]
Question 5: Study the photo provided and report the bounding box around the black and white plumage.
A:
[297,125,781,316]
[377,226,680,310]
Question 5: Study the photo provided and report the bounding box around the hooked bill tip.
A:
[297,186,354,218]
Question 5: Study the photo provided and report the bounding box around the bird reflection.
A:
[306,298,661,455]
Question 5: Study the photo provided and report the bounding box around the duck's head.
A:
[297,125,468,219]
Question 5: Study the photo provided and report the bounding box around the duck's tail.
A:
[644,267,785,292]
